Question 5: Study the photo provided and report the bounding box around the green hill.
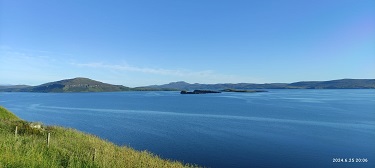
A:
[21,77,131,93]
[0,106,196,167]
[0,106,20,120]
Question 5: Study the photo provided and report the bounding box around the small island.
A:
[180,89,268,94]
[220,89,268,93]
[180,90,221,94]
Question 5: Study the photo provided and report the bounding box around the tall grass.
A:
[0,106,19,120]
[0,106,198,168]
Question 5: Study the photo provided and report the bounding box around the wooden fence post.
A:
[92,148,96,162]
[15,126,18,137]
[47,133,51,147]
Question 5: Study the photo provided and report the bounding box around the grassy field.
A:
[0,106,197,168]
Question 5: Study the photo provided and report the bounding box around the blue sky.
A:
[1,0,374,87]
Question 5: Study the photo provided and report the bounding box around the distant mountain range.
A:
[144,79,375,90]
[1,78,374,93]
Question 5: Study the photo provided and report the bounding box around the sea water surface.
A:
[1,90,374,168]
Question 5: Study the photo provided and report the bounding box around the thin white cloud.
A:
[1,46,264,86]
[71,62,263,84]
[72,62,215,77]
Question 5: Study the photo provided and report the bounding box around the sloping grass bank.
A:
[0,106,197,168]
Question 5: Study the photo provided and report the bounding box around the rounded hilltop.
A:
[16,77,131,93]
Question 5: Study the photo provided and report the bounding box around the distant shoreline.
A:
[1,78,374,93]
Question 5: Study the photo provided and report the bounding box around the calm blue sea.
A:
[1,90,374,168]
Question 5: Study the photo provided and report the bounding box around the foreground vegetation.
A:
[0,106,196,168]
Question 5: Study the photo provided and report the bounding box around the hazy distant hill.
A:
[143,82,289,90]
[15,77,130,93]
[288,79,375,89]
[145,79,375,90]
[1,78,374,93]
[0,85,30,92]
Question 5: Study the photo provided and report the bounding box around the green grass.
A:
[0,107,20,121]
[0,106,198,168]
